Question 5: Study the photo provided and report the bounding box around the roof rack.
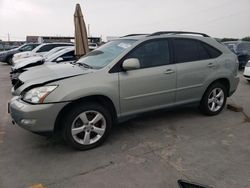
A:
[121,34,148,38]
[148,31,210,37]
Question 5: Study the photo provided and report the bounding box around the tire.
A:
[6,56,13,65]
[62,102,112,150]
[200,82,227,116]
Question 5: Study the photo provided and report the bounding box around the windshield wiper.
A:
[71,62,93,69]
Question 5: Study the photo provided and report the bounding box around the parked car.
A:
[243,60,250,82]
[10,47,77,86]
[9,31,239,150]
[89,43,98,51]
[0,43,39,64]
[13,46,68,66]
[12,43,73,63]
[223,41,250,69]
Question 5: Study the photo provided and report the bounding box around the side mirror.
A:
[56,57,63,62]
[122,58,140,71]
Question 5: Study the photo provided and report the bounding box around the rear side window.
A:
[126,39,170,68]
[37,44,72,52]
[202,42,222,58]
[173,39,220,63]
[37,44,54,52]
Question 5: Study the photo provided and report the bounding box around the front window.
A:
[19,44,34,51]
[76,39,136,69]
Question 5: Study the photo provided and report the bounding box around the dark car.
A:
[0,43,39,64]
[223,41,250,69]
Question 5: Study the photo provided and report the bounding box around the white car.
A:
[12,43,73,63]
[13,46,67,66]
[10,47,77,86]
[12,46,76,71]
[243,60,250,82]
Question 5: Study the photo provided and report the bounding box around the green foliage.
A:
[242,37,250,42]
[221,38,239,42]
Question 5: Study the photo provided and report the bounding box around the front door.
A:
[118,39,176,116]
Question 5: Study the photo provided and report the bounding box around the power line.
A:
[186,7,250,29]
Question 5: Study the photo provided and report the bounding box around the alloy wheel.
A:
[208,88,225,112]
[71,110,106,145]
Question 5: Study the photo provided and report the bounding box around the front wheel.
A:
[6,56,13,65]
[200,83,227,116]
[62,103,112,150]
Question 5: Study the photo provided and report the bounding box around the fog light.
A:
[20,119,36,126]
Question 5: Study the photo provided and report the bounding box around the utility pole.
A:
[7,33,10,42]
[88,24,90,37]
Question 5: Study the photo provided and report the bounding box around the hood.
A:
[14,51,33,57]
[13,56,44,70]
[0,48,19,55]
[13,51,35,60]
[19,63,92,84]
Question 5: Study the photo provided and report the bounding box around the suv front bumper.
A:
[9,96,69,134]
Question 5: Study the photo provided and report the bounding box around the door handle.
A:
[208,63,216,68]
[164,69,175,74]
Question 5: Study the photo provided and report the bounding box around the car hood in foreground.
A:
[12,63,93,96]
[19,63,92,83]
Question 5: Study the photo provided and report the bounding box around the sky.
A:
[0,0,250,41]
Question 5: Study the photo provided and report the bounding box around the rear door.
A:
[172,38,221,104]
[118,39,177,116]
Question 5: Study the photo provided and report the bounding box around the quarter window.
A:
[126,40,170,68]
[173,39,212,63]
[202,42,222,58]
[173,39,222,63]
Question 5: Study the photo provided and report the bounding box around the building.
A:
[26,36,102,45]
[26,36,72,43]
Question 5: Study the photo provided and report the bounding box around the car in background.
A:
[10,47,77,86]
[89,43,98,51]
[243,60,250,82]
[13,46,67,66]
[223,41,250,69]
[9,31,239,150]
[12,43,73,63]
[0,43,39,64]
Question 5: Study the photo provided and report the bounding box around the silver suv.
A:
[9,31,239,150]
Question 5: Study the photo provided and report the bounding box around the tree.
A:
[221,38,239,42]
[242,37,250,42]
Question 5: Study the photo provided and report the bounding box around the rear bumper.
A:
[9,96,69,133]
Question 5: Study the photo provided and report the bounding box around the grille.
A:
[14,79,24,90]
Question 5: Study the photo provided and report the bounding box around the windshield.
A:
[32,44,45,52]
[43,47,66,59]
[224,43,237,53]
[45,49,68,62]
[76,39,136,69]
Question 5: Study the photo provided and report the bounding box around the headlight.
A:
[22,85,58,104]
[246,61,250,67]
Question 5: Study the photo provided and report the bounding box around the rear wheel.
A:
[62,102,112,150]
[200,82,227,116]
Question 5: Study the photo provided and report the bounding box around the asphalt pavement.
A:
[0,63,250,188]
